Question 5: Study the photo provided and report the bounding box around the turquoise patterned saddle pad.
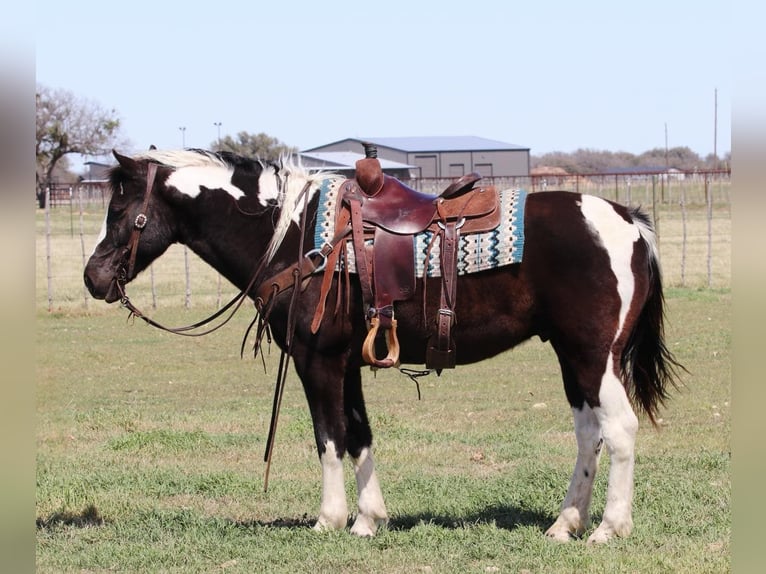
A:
[313,179,527,277]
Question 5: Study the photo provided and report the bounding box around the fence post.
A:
[706,175,713,288]
[45,188,53,312]
[652,176,658,246]
[150,264,157,310]
[680,182,687,287]
[69,187,75,238]
[184,246,191,309]
[78,187,88,309]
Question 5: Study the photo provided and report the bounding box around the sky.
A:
[34,0,734,168]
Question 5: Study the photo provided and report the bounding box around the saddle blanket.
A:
[313,178,527,278]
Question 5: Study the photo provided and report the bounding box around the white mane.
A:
[137,149,230,170]
[263,155,341,262]
[134,149,340,263]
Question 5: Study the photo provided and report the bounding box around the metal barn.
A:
[302,136,530,179]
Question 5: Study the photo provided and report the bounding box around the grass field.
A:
[36,201,731,572]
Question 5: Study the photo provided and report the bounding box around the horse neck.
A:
[173,200,275,291]
[171,179,324,294]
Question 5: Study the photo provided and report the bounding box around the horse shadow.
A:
[36,504,107,530]
[386,503,552,533]
[37,502,554,536]
[233,503,553,534]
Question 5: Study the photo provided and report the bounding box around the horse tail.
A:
[620,208,685,425]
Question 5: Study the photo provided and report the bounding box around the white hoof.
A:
[350,513,388,537]
[586,518,632,545]
[545,527,575,543]
[313,514,347,532]
[545,509,587,542]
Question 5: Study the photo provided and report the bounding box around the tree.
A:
[212,131,298,162]
[531,146,719,173]
[637,147,703,171]
[36,84,124,192]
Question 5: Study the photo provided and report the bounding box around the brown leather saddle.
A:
[311,144,500,372]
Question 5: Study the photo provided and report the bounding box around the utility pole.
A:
[214,122,222,151]
[713,88,718,169]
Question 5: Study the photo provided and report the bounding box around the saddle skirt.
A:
[313,178,527,277]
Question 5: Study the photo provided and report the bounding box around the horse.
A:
[83,148,683,545]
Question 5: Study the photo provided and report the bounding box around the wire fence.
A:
[36,170,731,313]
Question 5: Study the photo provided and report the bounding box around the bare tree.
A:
[212,131,297,162]
[36,84,124,193]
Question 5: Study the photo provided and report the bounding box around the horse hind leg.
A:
[587,355,638,545]
[547,351,638,545]
[547,193,642,543]
[545,403,604,542]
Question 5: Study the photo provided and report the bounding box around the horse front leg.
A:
[292,348,350,531]
[343,365,388,536]
[315,439,348,531]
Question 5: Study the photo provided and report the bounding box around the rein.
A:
[114,163,333,489]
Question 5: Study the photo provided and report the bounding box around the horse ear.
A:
[112,150,138,171]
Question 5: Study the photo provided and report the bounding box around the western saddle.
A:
[311,144,501,372]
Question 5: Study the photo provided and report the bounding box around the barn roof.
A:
[304,136,529,153]
[300,151,415,171]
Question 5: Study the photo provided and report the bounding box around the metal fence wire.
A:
[36,170,731,312]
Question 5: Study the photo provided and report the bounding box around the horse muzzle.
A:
[83,260,123,304]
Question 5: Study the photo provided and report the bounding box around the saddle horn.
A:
[356,142,384,196]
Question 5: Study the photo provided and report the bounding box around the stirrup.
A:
[361,316,400,368]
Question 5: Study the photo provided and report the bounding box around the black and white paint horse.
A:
[84,149,682,544]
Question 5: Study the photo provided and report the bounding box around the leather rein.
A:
[112,162,343,491]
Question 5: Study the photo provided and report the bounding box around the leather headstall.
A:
[123,161,158,281]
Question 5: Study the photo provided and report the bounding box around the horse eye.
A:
[108,218,130,247]
[107,205,125,220]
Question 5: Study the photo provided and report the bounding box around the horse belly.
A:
[394,266,538,365]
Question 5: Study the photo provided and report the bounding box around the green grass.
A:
[36,290,731,573]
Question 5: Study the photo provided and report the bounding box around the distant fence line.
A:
[405,168,731,205]
[39,169,730,209]
[38,182,109,209]
[37,170,731,312]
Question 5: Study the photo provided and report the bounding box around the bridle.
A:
[114,161,263,337]
[113,161,326,339]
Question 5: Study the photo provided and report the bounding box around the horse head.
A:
[84,148,336,305]
[84,150,177,303]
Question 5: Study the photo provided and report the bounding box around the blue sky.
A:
[35,1,733,164]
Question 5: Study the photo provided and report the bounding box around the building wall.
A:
[306,139,529,178]
[407,150,529,178]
